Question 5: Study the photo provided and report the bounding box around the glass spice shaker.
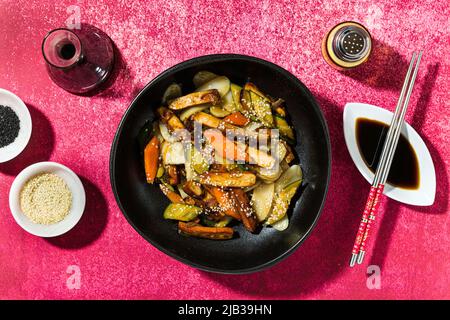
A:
[321,21,372,70]
[42,25,114,94]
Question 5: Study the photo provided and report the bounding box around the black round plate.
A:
[110,54,331,274]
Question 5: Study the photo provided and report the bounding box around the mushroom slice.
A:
[169,89,221,110]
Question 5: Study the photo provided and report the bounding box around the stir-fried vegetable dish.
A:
[138,71,303,240]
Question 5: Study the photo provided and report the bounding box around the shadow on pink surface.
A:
[100,44,145,100]
[413,59,445,207]
[46,176,108,249]
[0,104,54,176]
[93,33,143,100]
[341,39,408,91]
[202,96,370,296]
[369,63,448,269]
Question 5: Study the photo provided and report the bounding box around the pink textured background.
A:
[0,0,449,300]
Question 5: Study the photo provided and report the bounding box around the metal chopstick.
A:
[379,51,423,185]
[355,51,423,265]
[372,52,418,187]
[349,52,423,267]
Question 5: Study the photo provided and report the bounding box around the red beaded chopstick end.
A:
[349,185,384,267]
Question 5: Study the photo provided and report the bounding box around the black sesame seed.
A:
[0,105,20,148]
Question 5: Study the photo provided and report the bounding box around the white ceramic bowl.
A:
[9,162,86,237]
[343,102,436,206]
[0,88,32,163]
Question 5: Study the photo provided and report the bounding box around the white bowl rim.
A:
[343,102,436,206]
[0,88,32,163]
[9,161,86,237]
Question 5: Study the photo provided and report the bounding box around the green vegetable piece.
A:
[193,71,218,88]
[191,147,210,174]
[162,83,182,105]
[156,166,165,178]
[210,106,231,118]
[237,163,250,171]
[266,180,301,225]
[230,83,243,111]
[163,203,202,221]
[249,91,274,128]
[201,216,233,227]
[274,115,296,143]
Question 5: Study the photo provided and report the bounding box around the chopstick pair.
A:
[349,51,423,267]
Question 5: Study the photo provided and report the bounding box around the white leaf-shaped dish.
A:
[343,102,436,206]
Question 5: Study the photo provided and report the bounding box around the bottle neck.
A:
[42,28,83,69]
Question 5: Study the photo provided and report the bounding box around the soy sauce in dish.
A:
[356,117,419,189]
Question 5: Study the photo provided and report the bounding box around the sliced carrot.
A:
[159,184,184,204]
[204,186,241,220]
[178,222,234,240]
[223,112,250,126]
[201,190,226,216]
[231,189,258,233]
[204,129,247,162]
[144,136,160,184]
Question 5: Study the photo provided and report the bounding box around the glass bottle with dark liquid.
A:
[42,25,114,94]
[356,118,420,189]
